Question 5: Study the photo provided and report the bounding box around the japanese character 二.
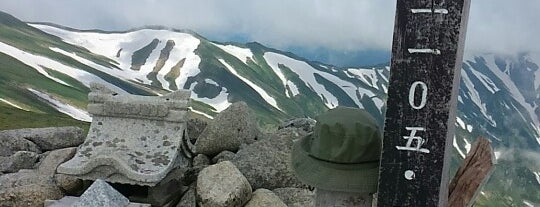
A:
[290,106,383,193]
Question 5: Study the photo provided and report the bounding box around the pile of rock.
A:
[0,127,85,207]
[0,101,316,207]
[176,101,316,207]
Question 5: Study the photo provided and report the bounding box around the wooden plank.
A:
[377,0,471,206]
[448,137,496,207]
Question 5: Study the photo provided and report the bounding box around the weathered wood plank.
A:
[448,137,496,207]
[377,0,471,206]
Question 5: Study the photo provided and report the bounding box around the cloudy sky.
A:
[1,0,539,64]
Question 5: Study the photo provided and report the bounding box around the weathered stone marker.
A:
[58,83,191,186]
[377,0,471,206]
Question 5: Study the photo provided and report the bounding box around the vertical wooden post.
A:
[315,189,373,207]
[377,0,471,206]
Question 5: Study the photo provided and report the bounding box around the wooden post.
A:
[315,189,373,207]
[377,0,471,206]
[448,137,496,207]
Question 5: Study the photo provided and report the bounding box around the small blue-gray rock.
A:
[72,179,129,207]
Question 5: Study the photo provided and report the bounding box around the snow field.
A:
[213,43,254,65]
[27,88,91,122]
[0,98,28,111]
[218,59,280,111]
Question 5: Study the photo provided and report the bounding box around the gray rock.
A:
[231,128,308,190]
[176,187,196,207]
[245,189,287,207]
[54,174,83,194]
[131,180,188,206]
[44,196,80,207]
[197,161,252,207]
[72,179,130,207]
[0,135,41,156]
[0,170,54,189]
[0,184,64,207]
[278,118,316,133]
[195,102,260,156]
[0,127,85,151]
[192,154,210,168]
[0,151,39,173]
[38,147,76,175]
[45,196,151,207]
[187,118,207,142]
[211,151,235,164]
[273,188,315,207]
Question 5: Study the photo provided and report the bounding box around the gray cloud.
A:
[0,0,539,54]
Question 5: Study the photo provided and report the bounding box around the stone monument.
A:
[57,83,191,187]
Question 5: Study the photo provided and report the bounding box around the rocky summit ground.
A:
[0,102,317,207]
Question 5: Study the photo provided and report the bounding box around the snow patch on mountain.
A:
[213,43,254,64]
[31,24,118,59]
[484,56,540,131]
[49,47,145,85]
[287,80,300,97]
[0,42,70,86]
[153,38,201,90]
[27,88,91,122]
[467,124,473,133]
[0,98,28,111]
[189,81,231,113]
[204,79,219,87]
[381,84,388,94]
[347,68,380,90]
[456,117,466,129]
[32,24,202,91]
[461,65,496,126]
[453,136,466,159]
[264,52,375,109]
[0,42,123,93]
[264,52,339,108]
[533,171,540,185]
[464,138,471,153]
[263,53,298,98]
[188,107,214,120]
[469,67,500,94]
[456,117,474,133]
[494,150,501,160]
[218,59,281,111]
